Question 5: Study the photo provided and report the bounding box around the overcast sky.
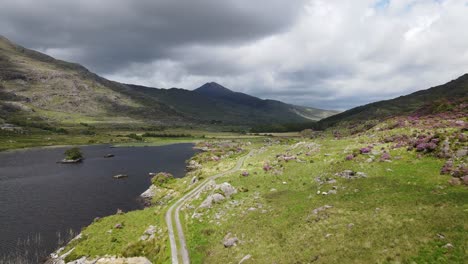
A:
[1,0,468,110]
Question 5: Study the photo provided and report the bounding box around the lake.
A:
[0,143,197,263]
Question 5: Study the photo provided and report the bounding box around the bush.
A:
[127,133,143,141]
[151,172,174,186]
[142,133,192,138]
[79,129,96,135]
[64,147,83,160]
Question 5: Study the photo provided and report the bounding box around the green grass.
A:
[0,126,255,152]
[182,134,467,263]
[32,122,467,263]
[63,208,170,263]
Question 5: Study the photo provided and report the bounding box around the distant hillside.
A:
[317,74,468,129]
[0,35,185,126]
[127,82,339,125]
[0,35,337,127]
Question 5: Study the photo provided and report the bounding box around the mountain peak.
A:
[194,82,233,96]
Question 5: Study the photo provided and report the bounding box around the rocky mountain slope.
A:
[0,35,337,127]
[317,74,468,128]
[0,36,186,126]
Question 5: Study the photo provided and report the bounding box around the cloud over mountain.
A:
[1,0,468,110]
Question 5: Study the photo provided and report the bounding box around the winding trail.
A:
[165,151,253,264]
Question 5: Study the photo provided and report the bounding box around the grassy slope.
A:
[0,36,187,127]
[317,74,468,129]
[59,113,467,263]
[186,139,466,263]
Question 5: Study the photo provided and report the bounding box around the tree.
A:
[64,147,83,160]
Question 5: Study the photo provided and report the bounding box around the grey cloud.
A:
[0,0,306,73]
[1,0,468,110]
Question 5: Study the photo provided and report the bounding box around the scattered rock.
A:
[307,205,333,222]
[140,225,157,241]
[190,176,198,185]
[59,158,82,164]
[144,225,156,236]
[114,223,123,229]
[356,172,368,178]
[223,233,239,248]
[192,212,203,219]
[239,254,252,264]
[241,171,249,177]
[140,185,158,199]
[65,257,152,264]
[455,148,467,158]
[202,180,217,191]
[216,182,237,198]
[312,205,333,215]
[212,193,225,202]
[200,193,225,208]
[113,174,128,179]
[448,177,461,186]
[335,170,367,179]
[461,176,468,185]
[326,178,337,184]
[187,160,202,171]
[442,243,454,249]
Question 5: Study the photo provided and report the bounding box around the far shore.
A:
[0,139,201,154]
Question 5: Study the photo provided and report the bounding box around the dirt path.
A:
[165,151,253,264]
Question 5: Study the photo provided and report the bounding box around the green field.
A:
[47,115,467,263]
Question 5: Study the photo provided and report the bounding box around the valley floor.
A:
[51,119,467,263]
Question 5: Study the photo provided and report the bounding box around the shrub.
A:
[142,132,192,138]
[360,147,372,154]
[80,129,96,135]
[64,147,83,160]
[263,162,272,172]
[151,172,174,186]
[380,152,391,161]
[127,133,143,141]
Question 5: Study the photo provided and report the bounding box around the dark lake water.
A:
[0,143,196,263]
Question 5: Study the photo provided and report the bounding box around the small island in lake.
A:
[59,147,83,164]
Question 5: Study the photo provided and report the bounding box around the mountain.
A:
[317,74,468,129]
[127,82,339,125]
[0,35,337,128]
[0,35,186,127]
